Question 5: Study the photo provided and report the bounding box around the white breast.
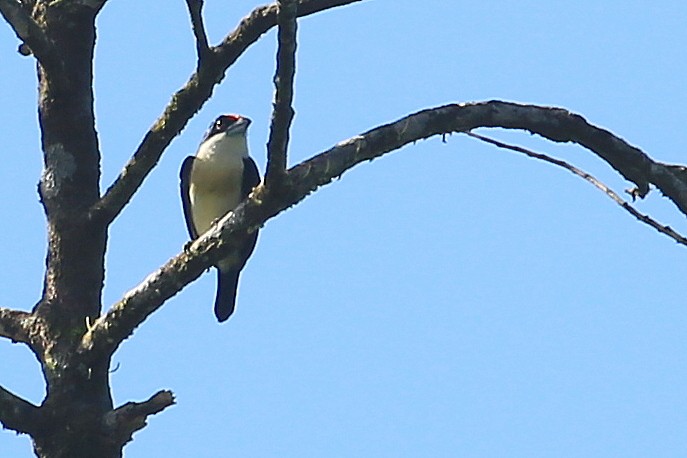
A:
[189,133,247,234]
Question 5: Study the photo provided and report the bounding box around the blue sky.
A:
[2,1,687,456]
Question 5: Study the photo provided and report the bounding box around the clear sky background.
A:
[2,1,687,457]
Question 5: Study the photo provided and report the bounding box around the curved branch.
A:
[266,0,298,184]
[0,384,41,435]
[90,0,363,226]
[280,100,687,215]
[81,100,683,359]
[0,308,31,344]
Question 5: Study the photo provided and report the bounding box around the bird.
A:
[180,114,261,322]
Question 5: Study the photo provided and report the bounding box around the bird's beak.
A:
[226,117,251,136]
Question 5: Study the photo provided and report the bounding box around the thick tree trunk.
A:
[28,3,114,457]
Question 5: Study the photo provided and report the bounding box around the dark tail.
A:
[215,268,240,322]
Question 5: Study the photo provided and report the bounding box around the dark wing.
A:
[241,157,261,199]
[236,156,261,262]
[180,156,198,239]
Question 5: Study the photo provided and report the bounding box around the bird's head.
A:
[203,114,252,142]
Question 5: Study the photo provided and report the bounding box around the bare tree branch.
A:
[72,0,108,12]
[103,390,175,447]
[81,100,684,359]
[90,0,363,226]
[0,384,41,435]
[266,0,298,184]
[0,308,31,344]
[467,132,687,247]
[185,0,210,65]
[0,0,59,69]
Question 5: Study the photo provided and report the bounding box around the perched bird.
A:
[180,114,261,322]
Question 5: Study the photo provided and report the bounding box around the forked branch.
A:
[91,0,362,226]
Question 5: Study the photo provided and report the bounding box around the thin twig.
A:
[185,0,210,65]
[266,0,298,184]
[466,131,687,247]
